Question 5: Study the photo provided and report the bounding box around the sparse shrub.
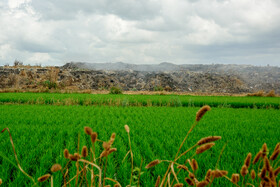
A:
[164,86,172,92]
[247,90,264,97]
[43,80,57,89]
[13,60,23,67]
[47,67,59,82]
[247,90,277,97]
[266,90,276,97]
[154,86,163,91]
[109,86,122,94]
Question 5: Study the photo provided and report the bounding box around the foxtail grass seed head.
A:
[173,183,183,187]
[205,169,212,181]
[253,151,262,164]
[192,159,198,171]
[260,166,267,179]
[189,172,195,179]
[197,136,221,145]
[251,169,256,180]
[70,153,80,161]
[187,159,192,167]
[155,176,160,187]
[100,150,109,158]
[185,178,194,186]
[69,154,76,161]
[145,159,160,169]
[188,159,196,171]
[111,132,116,139]
[81,146,88,157]
[103,142,111,151]
[38,174,51,182]
[211,170,228,178]
[274,167,280,177]
[1,128,7,133]
[264,157,270,170]
[231,174,240,184]
[274,143,280,152]
[64,149,70,159]
[90,132,97,144]
[196,181,209,187]
[124,125,130,133]
[109,133,116,144]
[114,184,120,187]
[269,167,275,180]
[196,105,211,122]
[74,153,81,159]
[196,143,215,154]
[51,164,62,173]
[270,149,280,161]
[0,179,2,185]
[84,126,93,135]
[244,153,252,167]
[194,178,199,184]
[263,176,270,183]
[177,165,188,171]
[240,165,248,177]
[262,143,268,157]
[108,148,117,155]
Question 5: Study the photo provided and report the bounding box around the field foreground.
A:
[0,93,279,186]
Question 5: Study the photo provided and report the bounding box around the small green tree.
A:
[43,80,57,89]
[109,86,122,94]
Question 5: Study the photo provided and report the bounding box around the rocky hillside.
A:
[0,62,279,94]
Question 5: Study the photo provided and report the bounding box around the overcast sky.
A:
[0,0,280,66]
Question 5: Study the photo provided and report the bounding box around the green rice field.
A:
[0,92,280,108]
[0,93,280,186]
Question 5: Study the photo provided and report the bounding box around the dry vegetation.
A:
[0,106,279,186]
[0,65,278,97]
[247,90,277,97]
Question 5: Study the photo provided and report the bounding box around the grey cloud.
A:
[30,0,161,21]
[15,39,63,53]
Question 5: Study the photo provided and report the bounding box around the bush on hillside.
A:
[109,86,122,94]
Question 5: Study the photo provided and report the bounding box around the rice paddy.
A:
[0,93,279,186]
[0,92,279,108]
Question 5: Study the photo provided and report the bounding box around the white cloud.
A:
[8,0,31,9]
[26,52,53,64]
[185,16,234,45]
[0,0,280,66]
